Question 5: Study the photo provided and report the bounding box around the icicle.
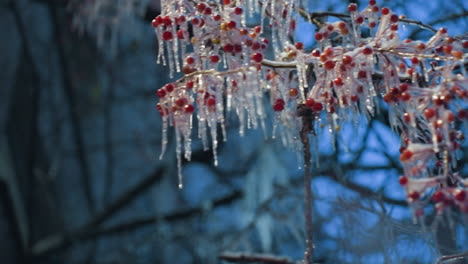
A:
[172,26,181,73]
[198,110,209,150]
[209,114,219,167]
[183,115,192,160]
[272,114,279,139]
[156,28,166,65]
[175,128,183,189]
[166,40,175,78]
[260,0,268,34]
[297,58,307,102]
[159,116,169,160]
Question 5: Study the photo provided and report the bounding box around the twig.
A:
[262,59,298,69]
[408,11,468,39]
[86,190,242,238]
[219,252,294,264]
[435,251,468,264]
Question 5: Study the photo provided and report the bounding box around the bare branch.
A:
[219,252,294,264]
[435,251,468,264]
[30,167,165,258]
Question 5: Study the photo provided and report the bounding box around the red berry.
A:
[273,103,284,112]
[295,42,304,50]
[400,92,411,101]
[399,176,408,186]
[176,15,186,24]
[355,16,364,24]
[400,150,413,162]
[433,191,445,202]
[204,7,212,15]
[152,18,160,28]
[390,24,398,31]
[227,20,236,29]
[338,22,347,30]
[383,93,393,103]
[162,31,173,41]
[251,52,263,63]
[362,47,373,55]
[184,104,194,113]
[234,7,243,15]
[334,77,344,86]
[312,102,323,112]
[191,17,200,25]
[196,3,206,12]
[458,109,468,119]
[381,7,390,15]
[162,16,172,26]
[186,56,195,65]
[411,57,419,64]
[315,32,323,41]
[251,42,261,50]
[348,3,357,12]
[358,70,367,79]
[305,98,315,107]
[424,108,436,119]
[176,98,188,107]
[206,98,216,106]
[224,44,234,52]
[403,112,410,123]
[223,0,231,4]
[186,81,194,89]
[369,0,376,5]
[210,54,220,63]
[311,49,321,57]
[177,29,185,39]
[390,14,399,23]
[439,28,447,34]
[289,88,299,97]
[443,45,453,54]
[234,44,242,53]
[324,60,335,70]
[213,14,221,21]
[400,83,408,92]
[157,89,166,98]
[165,84,175,93]
[454,189,466,201]
[342,55,353,65]
[409,191,420,200]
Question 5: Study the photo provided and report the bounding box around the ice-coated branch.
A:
[299,8,437,33]
[435,251,468,264]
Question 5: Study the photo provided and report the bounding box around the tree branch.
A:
[299,106,315,264]
[29,166,165,258]
[49,4,95,213]
[219,252,294,264]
